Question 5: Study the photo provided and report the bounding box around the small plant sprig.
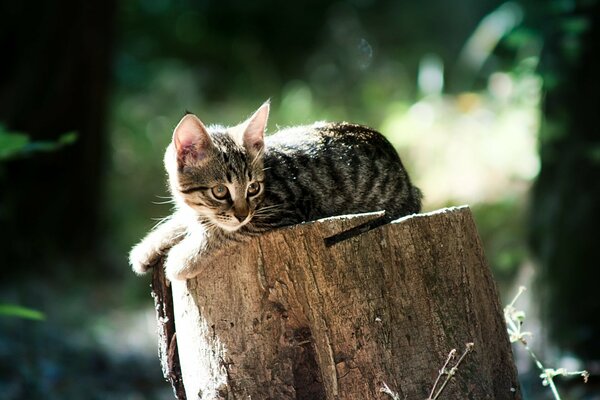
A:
[380,342,474,400]
[379,381,401,400]
[504,286,589,400]
[426,343,474,400]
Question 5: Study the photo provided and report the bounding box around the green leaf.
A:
[561,16,590,35]
[58,131,78,145]
[587,145,600,164]
[0,132,31,160]
[25,131,78,153]
[504,28,539,50]
[0,124,78,160]
[0,304,45,320]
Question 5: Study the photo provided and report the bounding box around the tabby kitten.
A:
[129,102,421,280]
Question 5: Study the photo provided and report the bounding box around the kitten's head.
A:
[165,102,269,232]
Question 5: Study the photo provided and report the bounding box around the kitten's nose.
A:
[234,211,249,222]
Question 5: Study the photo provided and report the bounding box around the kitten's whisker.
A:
[256,203,285,211]
[254,209,280,215]
[254,205,285,216]
[250,148,264,169]
[151,216,174,230]
[132,108,421,283]
[198,216,221,232]
[253,210,284,217]
[173,230,187,238]
[152,199,176,205]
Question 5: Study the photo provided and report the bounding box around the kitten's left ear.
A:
[173,114,212,163]
[242,100,269,154]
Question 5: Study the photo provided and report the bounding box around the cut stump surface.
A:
[151,206,521,400]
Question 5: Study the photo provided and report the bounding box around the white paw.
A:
[164,247,200,281]
[165,265,194,281]
[129,242,163,274]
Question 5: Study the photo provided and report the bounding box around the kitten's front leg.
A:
[129,216,187,274]
[165,227,233,281]
[163,233,209,281]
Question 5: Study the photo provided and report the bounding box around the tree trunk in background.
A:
[0,1,114,273]
[528,1,600,361]
[153,207,521,400]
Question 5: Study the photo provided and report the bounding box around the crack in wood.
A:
[323,213,394,247]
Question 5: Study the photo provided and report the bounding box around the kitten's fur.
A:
[129,102,422,280]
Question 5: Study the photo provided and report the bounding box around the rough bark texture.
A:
[152,261,186,399]
[154,206,521,399]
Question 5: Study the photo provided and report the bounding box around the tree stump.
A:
[151,206,521,400]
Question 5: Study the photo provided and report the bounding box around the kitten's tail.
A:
[409,186,423,214]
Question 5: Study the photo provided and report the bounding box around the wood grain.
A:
[156,207,520,399]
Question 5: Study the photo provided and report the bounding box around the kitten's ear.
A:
[173,114,212,163]
[242,100,269,154]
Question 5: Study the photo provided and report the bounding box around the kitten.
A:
[129,101,422,281]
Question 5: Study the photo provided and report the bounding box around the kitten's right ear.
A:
[242,100,269,154]
[173,114,212,163]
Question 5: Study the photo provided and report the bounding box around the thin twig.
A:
[425,343,474,400]
[427,349,456,399]
[431,343,474,400]
[508,286,527,308]
[504,287,589,400]
[380,381,401,400]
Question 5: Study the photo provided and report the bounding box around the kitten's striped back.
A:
[245,122,421,232]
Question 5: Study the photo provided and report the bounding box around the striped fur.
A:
[129,103,421,280]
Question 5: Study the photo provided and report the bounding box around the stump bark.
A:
[151,206,521,400]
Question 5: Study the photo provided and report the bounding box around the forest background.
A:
[0,0,598,399]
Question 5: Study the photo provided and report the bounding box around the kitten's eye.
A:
[211,184,229,200]
[247,182,261,197]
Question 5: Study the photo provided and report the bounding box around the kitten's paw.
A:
[165,265,195,281]
[164,249,200,281]
[129,243,163,275]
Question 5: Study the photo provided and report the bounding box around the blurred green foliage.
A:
[109,1,539,299]
[0,125,67,322]
[472,198,528,287]
[1,0,598,398]
[0,125,77,161]
[526,0,600,362]
[0,304,45,321]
